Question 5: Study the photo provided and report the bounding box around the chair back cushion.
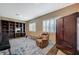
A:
[41,32,49,40]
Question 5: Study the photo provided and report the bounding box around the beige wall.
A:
[25,3,79,43]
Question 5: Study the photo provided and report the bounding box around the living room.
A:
[0,3,79,55]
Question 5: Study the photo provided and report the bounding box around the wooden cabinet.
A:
[56,12,78,55]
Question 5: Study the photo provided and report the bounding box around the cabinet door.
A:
[64,14,77,53]
[56,18,64,45]
[0,21,1,32]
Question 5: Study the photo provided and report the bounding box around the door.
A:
[77,17,79,51]
[56,18,64,45]
[64,13,77,54]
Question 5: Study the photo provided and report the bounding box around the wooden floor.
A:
[47,44,58,55]
[47,44,66,55]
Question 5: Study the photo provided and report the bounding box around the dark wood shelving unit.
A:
[9,21,15,38]
[0,20,25,39]
[1,20,9,34]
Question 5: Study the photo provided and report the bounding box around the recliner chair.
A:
[36,32,49,48]
[0,32,11,54]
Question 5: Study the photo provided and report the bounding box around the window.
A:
[43,20,50,32]
[50,19,56,32]
[43,19,56,32]
[29,22,36,32]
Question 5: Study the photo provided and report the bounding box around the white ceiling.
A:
[0,3,73,21]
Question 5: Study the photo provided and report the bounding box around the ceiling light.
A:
[16,13,24,20]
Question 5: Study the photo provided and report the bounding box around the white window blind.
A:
[43,19,56,32]
[29,22,36,32]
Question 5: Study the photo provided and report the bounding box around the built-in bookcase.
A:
[0,20,25,39]
[9,21,15,38]
[1,20,9,34]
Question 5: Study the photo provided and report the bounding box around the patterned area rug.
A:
[0,37,55,55]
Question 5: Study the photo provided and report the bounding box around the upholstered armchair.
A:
[36,32,49,48]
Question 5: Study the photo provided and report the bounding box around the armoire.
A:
[56,12,79,55]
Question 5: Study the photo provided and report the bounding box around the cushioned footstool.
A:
[36,39,43,48]
[36,38,48,48]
